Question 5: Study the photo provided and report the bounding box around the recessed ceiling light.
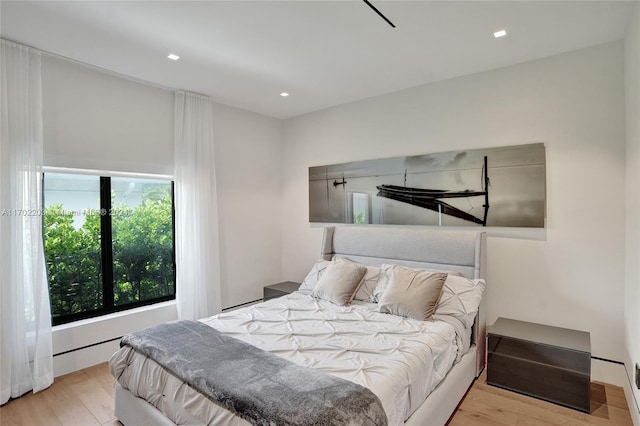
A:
[493,30,507,38]
[167,54,180,61]
[280,92,290,97]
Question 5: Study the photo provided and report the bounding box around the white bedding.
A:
[111,292,469,426]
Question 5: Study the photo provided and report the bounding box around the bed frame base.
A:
[115,383,174,426]
[405,345,478,426]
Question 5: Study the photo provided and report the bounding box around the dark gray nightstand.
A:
[263,281,301,301]
[487,317,591,413]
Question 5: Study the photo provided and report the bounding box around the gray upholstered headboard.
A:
[320,226,487,376]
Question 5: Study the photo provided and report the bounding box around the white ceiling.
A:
[1,1,637,119]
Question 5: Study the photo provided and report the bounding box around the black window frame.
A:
[43,173,177,326]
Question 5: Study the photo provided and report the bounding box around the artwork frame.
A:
[309,143,546,228]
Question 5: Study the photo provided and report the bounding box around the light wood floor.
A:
[0,363,118,426]
[449,371,634,426]
[0,363,634,425]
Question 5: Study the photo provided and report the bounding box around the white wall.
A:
[625,3,640,422]
[213,102,283,308]
[282,42,626,364]
[41,56,283,374]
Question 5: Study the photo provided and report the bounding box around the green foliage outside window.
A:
[44,203,102,317]
[44,186,174,320]
[112,190,174,306]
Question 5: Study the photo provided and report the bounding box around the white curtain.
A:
[174,91,222,320]
[0,39,53,404]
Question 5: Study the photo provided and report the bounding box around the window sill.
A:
[52,300,177,332]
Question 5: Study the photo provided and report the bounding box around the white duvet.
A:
[111,292,467,426]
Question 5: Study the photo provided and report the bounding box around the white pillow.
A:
[434,275,486,329]
[299,259,330,292]
[311,258,366,305]
[372,263,462,303]
[352,265,381,302]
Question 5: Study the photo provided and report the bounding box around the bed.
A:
[110,226,487,426]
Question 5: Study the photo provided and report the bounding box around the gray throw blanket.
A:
[120,320,388,426]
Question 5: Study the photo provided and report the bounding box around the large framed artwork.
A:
[309,143,546,227]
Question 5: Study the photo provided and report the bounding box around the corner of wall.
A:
[624,3,640,423]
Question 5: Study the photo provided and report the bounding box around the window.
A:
[43,172,175,325]
[352,192,370,224]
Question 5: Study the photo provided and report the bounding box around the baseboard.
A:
[53,339,121,377]
[592,358,627,386]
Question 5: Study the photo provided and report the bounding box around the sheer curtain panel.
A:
[174,91,222,320]
[0,39,54,404]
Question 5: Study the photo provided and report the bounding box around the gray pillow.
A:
[311,258,366,305]
[372,263,461,303]
[378,265,447,321]
[332,257,380,302]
